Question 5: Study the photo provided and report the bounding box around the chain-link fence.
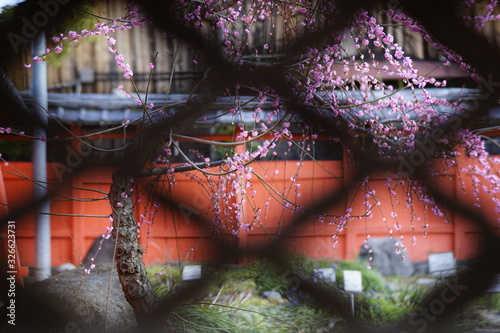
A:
[2,0,500,332]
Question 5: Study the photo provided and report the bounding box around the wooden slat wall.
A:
[7,0,500,94]
[8,0,204,94]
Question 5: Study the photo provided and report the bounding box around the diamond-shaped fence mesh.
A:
[2,0,500,332]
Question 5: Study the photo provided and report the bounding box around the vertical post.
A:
[350,293,355,318]
[32,31,51,281]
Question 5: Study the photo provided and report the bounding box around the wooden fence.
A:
[0,153,495,273]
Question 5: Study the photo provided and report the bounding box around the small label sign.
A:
[182,265,202,281]
[314,268,336,283]
[343,270,362,293]
[428,252,456,276]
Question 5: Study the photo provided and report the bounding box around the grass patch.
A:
[147,259,337,332]
[145,258,468,331]
[164,304,240,333]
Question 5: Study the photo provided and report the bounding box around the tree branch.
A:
[139,160,226,177]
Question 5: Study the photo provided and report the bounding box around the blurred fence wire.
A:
[2,0,500,332]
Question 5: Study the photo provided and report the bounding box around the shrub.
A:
[359,275,427,326]
[248,256,315,297]
[361,296,411,325]
[334,260,387,293]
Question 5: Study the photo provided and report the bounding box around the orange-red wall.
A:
[0,157,497,273]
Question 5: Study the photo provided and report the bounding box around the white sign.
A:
[343,270,362,293]
[182,265,202,281]
[428,252,456,276]
[314,268,336,283]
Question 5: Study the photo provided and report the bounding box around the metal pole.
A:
[350,293,355,318]
[32,31,51,281]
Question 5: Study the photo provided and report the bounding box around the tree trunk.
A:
[109,170,158,323]
[106,67,224,323]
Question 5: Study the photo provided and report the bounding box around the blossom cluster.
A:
[25,2,146,80]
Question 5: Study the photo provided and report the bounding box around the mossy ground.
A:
[146,258,500,332]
